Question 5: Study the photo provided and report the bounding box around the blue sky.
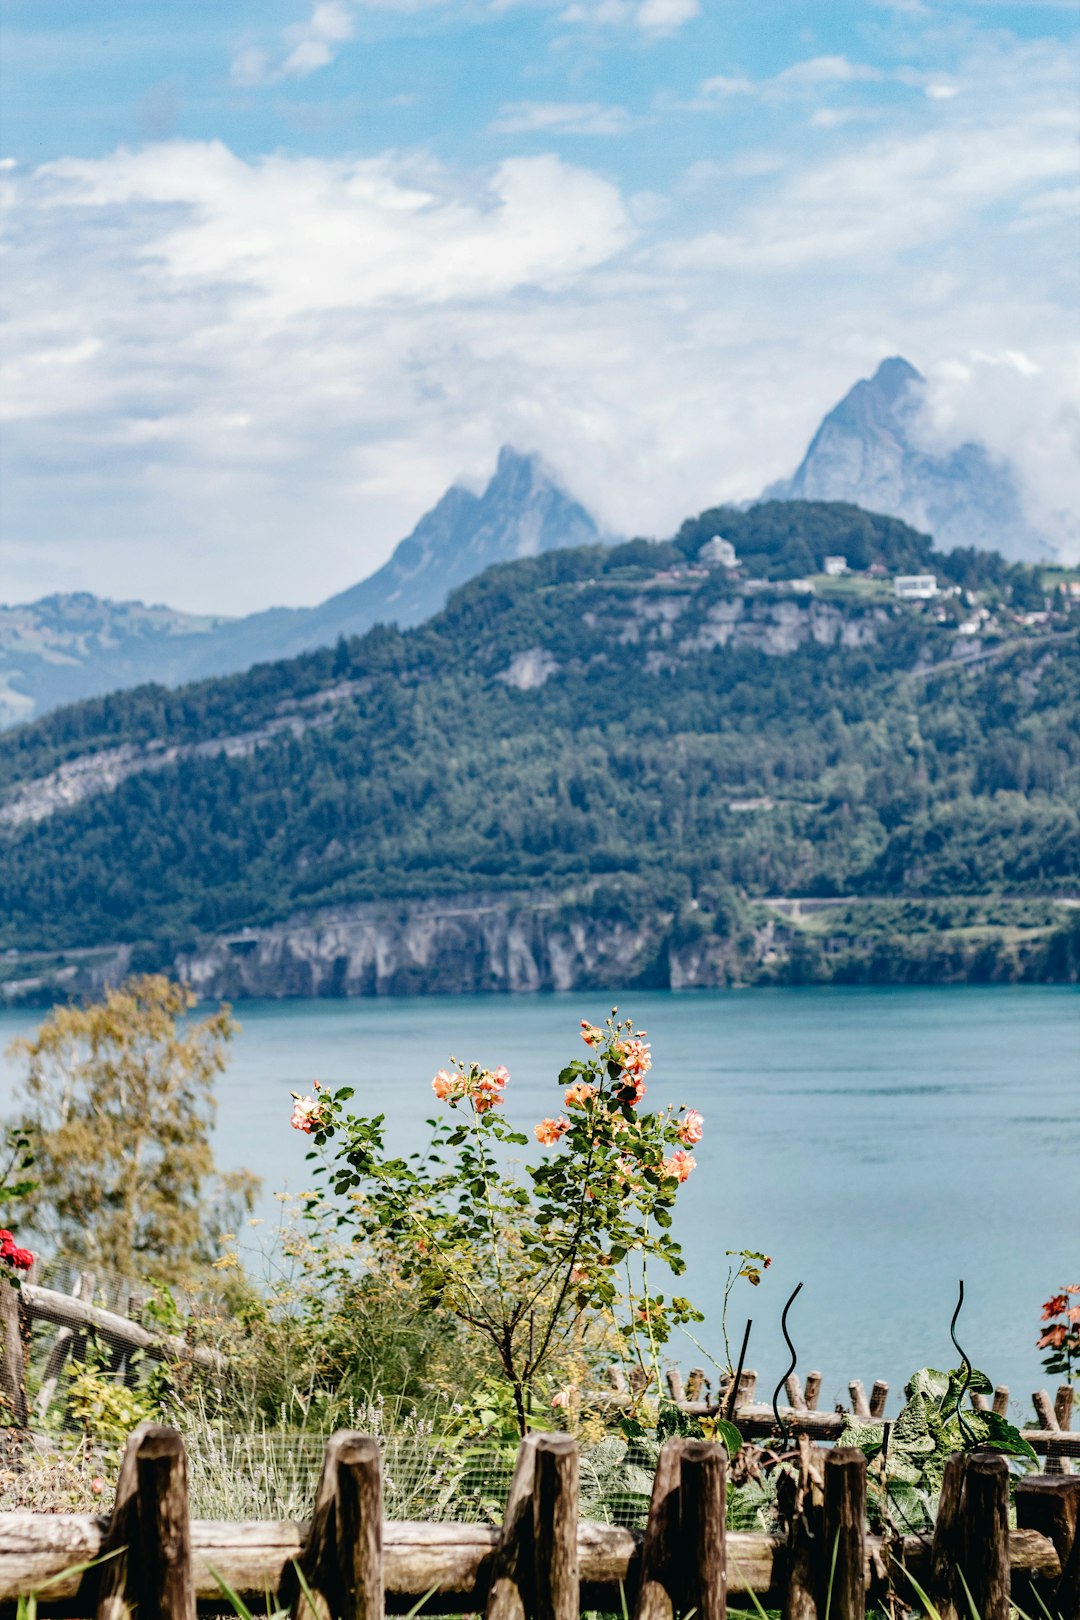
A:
[1,0,1077,610]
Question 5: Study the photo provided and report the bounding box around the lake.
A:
[0,985,1076,1422]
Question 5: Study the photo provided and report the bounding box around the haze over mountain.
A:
[0,449,602,728]
[1,361,1067,729]
[766,358,1051,563]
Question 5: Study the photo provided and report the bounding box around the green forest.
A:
[0,501,1077,980]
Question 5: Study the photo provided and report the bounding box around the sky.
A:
[1,1,1077,614]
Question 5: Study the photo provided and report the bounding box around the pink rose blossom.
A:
[663,1148,696,1184]
[290,1094,324,1134]
[677,1109,704,1146]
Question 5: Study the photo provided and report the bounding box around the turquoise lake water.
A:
[1,985,1076,1421]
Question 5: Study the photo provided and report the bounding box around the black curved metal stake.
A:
[950,1278,976,1446]
[771,1280,804,1448]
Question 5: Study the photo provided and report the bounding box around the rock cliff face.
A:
[173,893,744,1000]
[0,892,748,1004]
[766,357,1050,562]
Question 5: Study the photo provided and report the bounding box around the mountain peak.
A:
[765,357,1048,562]
[869,356,923,394]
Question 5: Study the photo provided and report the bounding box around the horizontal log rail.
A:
[0,1508,1065,1610]
[603,1366,1079,1462]
[0,1427,1076,1619]
[20,1285,227,1375]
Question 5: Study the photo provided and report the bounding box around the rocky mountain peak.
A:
[766,358,1048,561]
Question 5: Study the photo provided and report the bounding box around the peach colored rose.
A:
[677,1109,704,1145]
[534,1116,570,1146]
[663,1148,696,1183]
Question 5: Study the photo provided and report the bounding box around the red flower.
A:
[0,1232,33,1271]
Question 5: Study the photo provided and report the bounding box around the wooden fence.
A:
[606,1364,1079,1468]
[0,1424,1077,1620]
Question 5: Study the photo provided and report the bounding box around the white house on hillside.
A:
[824,555,848,576]
[700,535,738,569]
[894,574,939,600]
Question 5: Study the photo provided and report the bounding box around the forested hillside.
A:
[0,503,1077,992]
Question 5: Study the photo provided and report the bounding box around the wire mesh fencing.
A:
[6,1259,660,1528]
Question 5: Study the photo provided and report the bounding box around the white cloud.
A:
[231,0,355,85]
[558,0,700,36]
[490,100,633,135]
[2,36,1077,612]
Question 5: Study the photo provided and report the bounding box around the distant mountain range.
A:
[765,357,1049,562]
[0,359,1064,726]
[0,449,601,727]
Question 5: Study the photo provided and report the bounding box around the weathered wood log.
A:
[848,1382,871,1421]
[1015,1474,1080,1614]
[679,1439,726,1620]
[868,1382,888,1419]
[341,1436,384,1620]
[632,1437,681,1620]
[992,1384,1009,1416]
[93,1419,149,1620]
[607,1366,629,1395]
[485,1434,538,1620]
[803,1372,822,1412]
[1035,1387,1075,1477]
[777,1444,820,1620]
[34,1271,95,1423]
[960,1452,1010,1620]
[0,1281,26,1429]
[823,1449,865,1620]
[532,1435,578,1620]
[665,1368,685,1403]
[593,1393,1080,1455]
[893,1529,1060,1596]
[22,1285,226,1374]
[685,1367,705,1401]
[928,1451,966,1620]
[784,1375,807,1412]
[0,1509,1060,1615]
[1056,1384,1074,1430]
[295,1430,384,1620]
[134,1427,195,1620]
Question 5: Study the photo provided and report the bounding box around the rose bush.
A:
[292,1012,705,1432]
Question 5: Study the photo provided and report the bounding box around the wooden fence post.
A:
[927,1453,966,1620]
[486,1434,539,1620]
[0,1278,27,1428]
[532,1434,579,1620]
[679,1439,727,1620]
[958,1452,1010,1620]
[134,1427,195,1620]
[803,1372,822,1411]
[296,1431,384,1620]
[95,1421,149,1620]
[822,1448,865,1620]
[94,1423,193,1620]
[779,1445,821,1620]
[632,1437,683,1620]
[35,1270,95,1422]
[1015,1474,1080,1617]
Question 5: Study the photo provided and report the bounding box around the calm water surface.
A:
[1,985,1076,1417]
